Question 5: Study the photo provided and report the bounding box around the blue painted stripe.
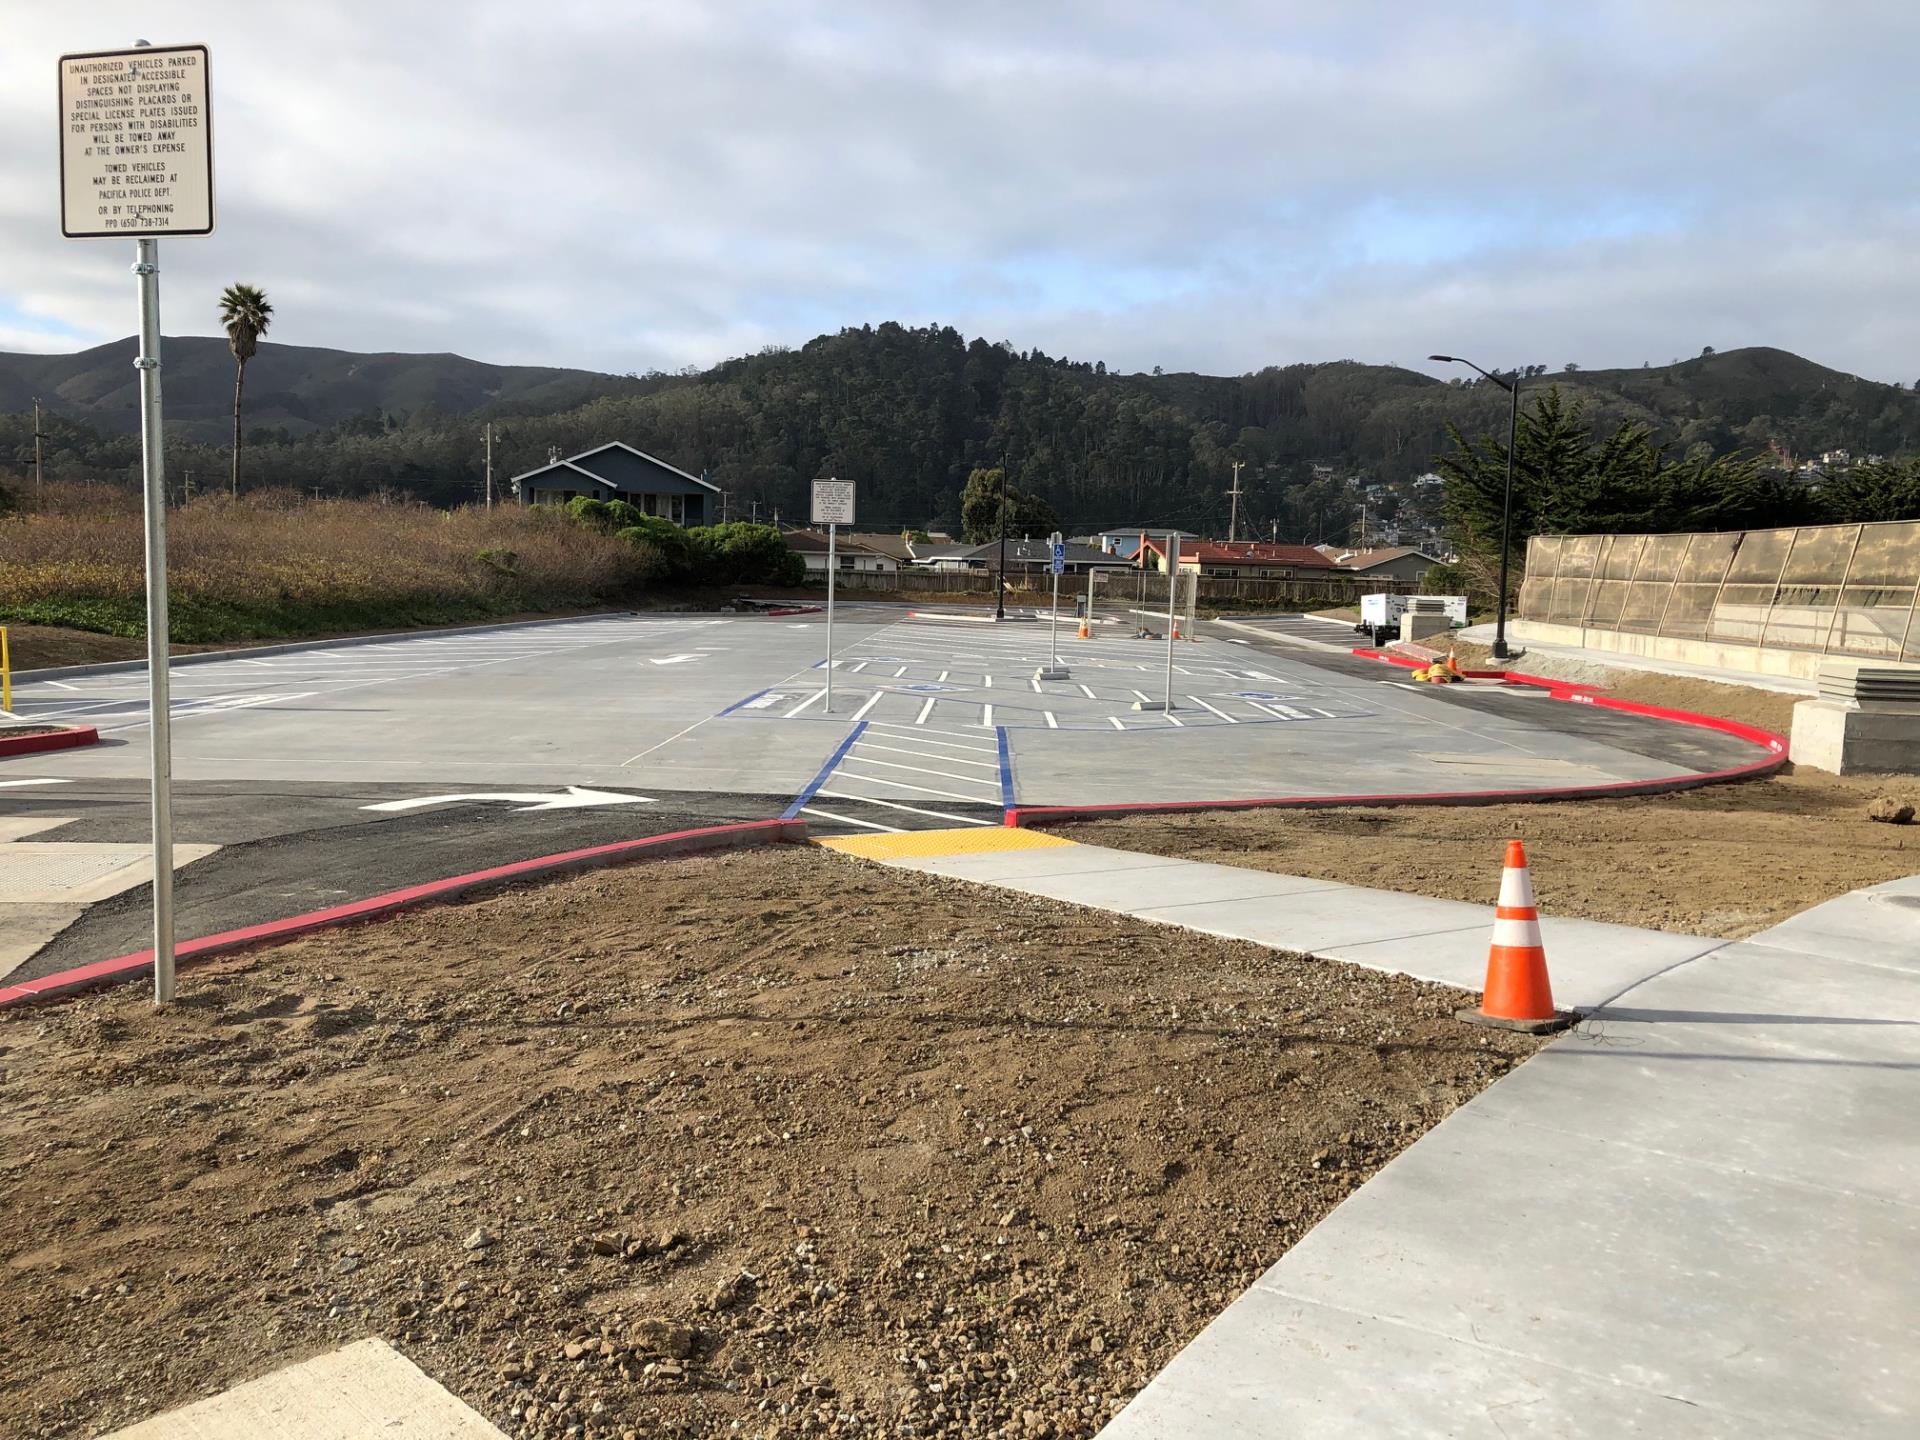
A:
[995,725,1014,809]
[716,688,773,717]
[782,721,869,819]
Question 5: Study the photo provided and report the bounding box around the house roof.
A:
[1138,536,1337,569]
[782,528,894,558]
[509,441,720,493]
[843,532,915,561]
[1326,546,1444,571]
[954,538,1125,566]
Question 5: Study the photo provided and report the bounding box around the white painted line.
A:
[1185,695,1238,722]
[850,661,870,673]
[1311,707,1336,718]
[915,696,937,725]
[982,673,993,688]
[894,666,908,678]
[816,791,994,826]
[831,769,996,804]
[981,704,993,728]
[842,753,1000,787]
[854,741,1000,770]
[1078,684,1097,699]
[800,805,900,832]
[1108,716,1126,730]
[848,691,886,722]
[1271,703,1310,719]
[783,688,829,718]
[1164,712,1185,726]
[39,679,80,691]
[937,670,950,682]
[865,720,996,750]
[0,777,73,788]
[1044,711,1058,728]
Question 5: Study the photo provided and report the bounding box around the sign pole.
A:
[825,521,836,713]
[1163,537,1179,712]
[135,234,176,1003]
[1049,561,1060,671]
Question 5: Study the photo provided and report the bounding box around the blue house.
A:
[512,442,720,526]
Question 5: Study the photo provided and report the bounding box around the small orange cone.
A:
[1077,618,1091,639]
[1171,621,1182,640]
[1457,841,1574,1033]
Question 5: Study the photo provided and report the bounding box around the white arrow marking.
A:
[362,786,655,814]
[650,654,703,666]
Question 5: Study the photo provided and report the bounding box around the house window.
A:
[669,494,686,525]
[839,555,855,569]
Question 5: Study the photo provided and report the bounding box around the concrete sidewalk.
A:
[821,826,1722,1009]
[821,830,1920,1438]
[1460,621,1818,697]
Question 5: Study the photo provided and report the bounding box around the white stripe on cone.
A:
[1491,916,1544,948]
[1498,860,1537,909]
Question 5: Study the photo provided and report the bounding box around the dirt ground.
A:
[1069,638,1920,938]
[0,847,1536,1440]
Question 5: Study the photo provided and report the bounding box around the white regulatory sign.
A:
[60,44,214,238]
[811,478,856,526]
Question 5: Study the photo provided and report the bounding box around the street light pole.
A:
[994,459,1010,622]
[1430,354,1522,660]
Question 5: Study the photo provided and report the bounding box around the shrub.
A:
[617,516,694,577]
[0,486,653,642]
[602,499,645,529]
[565,496,614,529]
[687,522,806,586]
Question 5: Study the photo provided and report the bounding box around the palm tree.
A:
[218,283,273,496]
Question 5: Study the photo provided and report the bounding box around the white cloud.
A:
[4,2,1914,380]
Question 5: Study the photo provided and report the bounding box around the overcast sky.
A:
[6,2,1916,381]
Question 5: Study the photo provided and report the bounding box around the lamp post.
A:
[994,458,1010,622]
[1430,354,1521,659]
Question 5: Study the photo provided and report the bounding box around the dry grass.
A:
[0,483,655,641]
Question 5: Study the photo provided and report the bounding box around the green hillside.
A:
[3,327,1917,535]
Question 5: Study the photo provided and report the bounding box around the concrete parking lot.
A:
[1,605,1769,976]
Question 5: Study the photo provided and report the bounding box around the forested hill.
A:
[4,325,1917,536]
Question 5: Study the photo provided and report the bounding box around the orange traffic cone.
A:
[1457,841,1574,1033]
[1077,617,1091,639]
[1171,621,1182,640]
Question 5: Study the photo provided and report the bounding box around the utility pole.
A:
[750,499,760,524]
[32,398,45,494]
[1227,459,1245,543]
[720,489,731,523]
[484,422,493,510]
[1271,520,1279,544]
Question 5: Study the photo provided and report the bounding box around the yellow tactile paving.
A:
[815,827,1077,860]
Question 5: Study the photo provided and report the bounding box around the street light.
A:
[994,457,1010,622]
[1430,354,1521,659]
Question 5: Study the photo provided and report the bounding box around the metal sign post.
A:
[61,41,214,1004]
[810,478,856,714]
[1132,535,1179,713]
[1036,532,1068,680]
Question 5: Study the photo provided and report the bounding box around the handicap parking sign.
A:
[1050,541,1066,575]
[1232,690,1282,700]
[899,683,957,693]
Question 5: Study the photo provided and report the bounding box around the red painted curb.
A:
[1004,654,1788,828]
[0,818,807,1009]
[0,723,99,758]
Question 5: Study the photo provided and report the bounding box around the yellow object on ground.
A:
[817,827,1077,861]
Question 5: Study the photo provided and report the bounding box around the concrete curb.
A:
[0,722,99,758]
[1004,652,1788,827]
[9,610,655,682]
[0,817,807,1009]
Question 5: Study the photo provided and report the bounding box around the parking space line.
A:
[841,753,1000,788]
[800,805,900,833]
[1108,716,1125,730]
[865,720,996,749]
[1186,695,1238,722]
[848,691,885,722]
[854,741,1000,770]
[1045,711,1058,728]
[815,791,994,826]
[915,696,937,725]
[783,689,828,718]
[1078,684,1097,699]
[981,704,993,728]
[831,769,995,804]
